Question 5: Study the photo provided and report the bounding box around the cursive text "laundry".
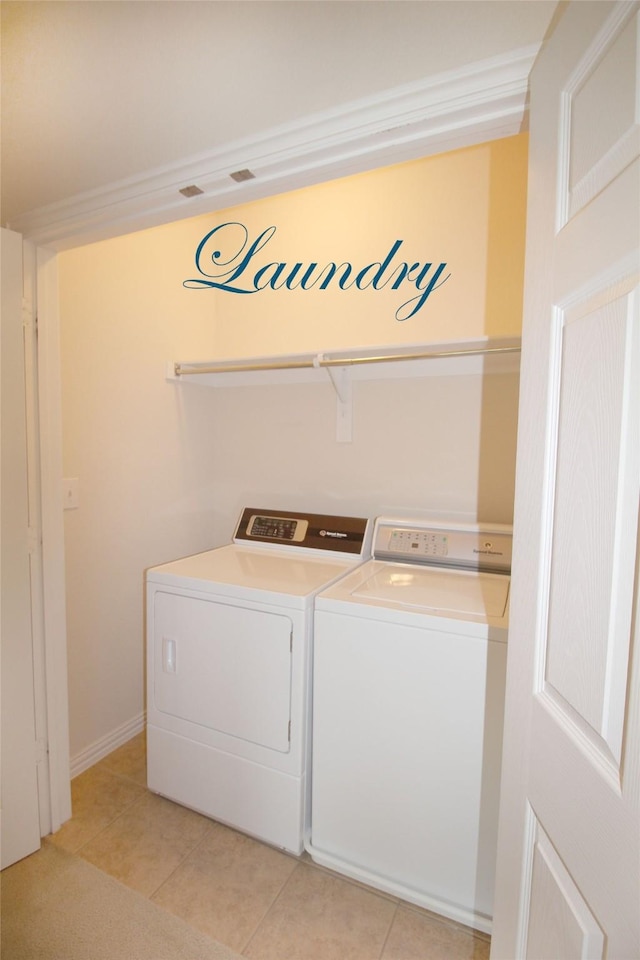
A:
[183,222,450,321]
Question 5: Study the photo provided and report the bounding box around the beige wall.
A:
[193,135,527,356]
[59,136,525,764]
[205,372,519,539]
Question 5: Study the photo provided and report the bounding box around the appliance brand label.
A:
[320,529,348,539]
[184,221,450,321]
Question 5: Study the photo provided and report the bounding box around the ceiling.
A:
[1,1,558,246]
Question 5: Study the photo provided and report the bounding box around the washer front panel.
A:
[310,608,507,927]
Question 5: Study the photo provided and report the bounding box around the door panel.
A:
[545,280,638,765]
[525,822,605,960]
[492,4,640,957]
[562,6,639,222]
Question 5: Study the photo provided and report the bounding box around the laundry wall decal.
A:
[183,222,450,322]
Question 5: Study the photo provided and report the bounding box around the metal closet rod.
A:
[174,344,521,377]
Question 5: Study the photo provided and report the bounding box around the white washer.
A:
[146,507,371,855]
[307,516,512,933]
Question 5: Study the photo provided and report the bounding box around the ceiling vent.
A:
[179,184,204,198]
[229,168,256,183]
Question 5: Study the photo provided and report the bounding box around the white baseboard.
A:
[70,712,146,779]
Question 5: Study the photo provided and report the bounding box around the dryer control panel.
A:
[246,514,309,542]
[234,507,371,557]
[373,517,512,573]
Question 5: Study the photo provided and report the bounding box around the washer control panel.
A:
[374,518,512,573]
[388,528,449,559]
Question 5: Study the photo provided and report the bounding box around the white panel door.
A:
[492,3,640,958]
[1,228,41,868]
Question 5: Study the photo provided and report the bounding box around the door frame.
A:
[22,240,51,833]
[33,247,71,833]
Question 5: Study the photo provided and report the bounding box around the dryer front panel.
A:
[152,590,293,753]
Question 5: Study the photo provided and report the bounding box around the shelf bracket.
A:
[323,361,352,443]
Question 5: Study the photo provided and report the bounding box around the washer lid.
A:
[352,565,510,618]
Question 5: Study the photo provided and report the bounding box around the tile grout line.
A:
[66,774,148,857]
[377,900,400,960]
[238,859,306,956]
[99,768,148,790]
[303,856,400,905]
[147,817,216,903]
[73,787,218,912]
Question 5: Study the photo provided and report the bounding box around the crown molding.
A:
[11,44,539,251]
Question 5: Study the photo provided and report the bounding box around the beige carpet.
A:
[1,839,243,960]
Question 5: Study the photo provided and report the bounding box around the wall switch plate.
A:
[62,478,79,510]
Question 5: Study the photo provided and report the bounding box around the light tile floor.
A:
[51,733,491,960]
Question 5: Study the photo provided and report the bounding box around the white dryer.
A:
[307,516,512,933]
[146,507,371,855]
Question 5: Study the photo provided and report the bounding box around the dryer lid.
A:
[351,565,510,618]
